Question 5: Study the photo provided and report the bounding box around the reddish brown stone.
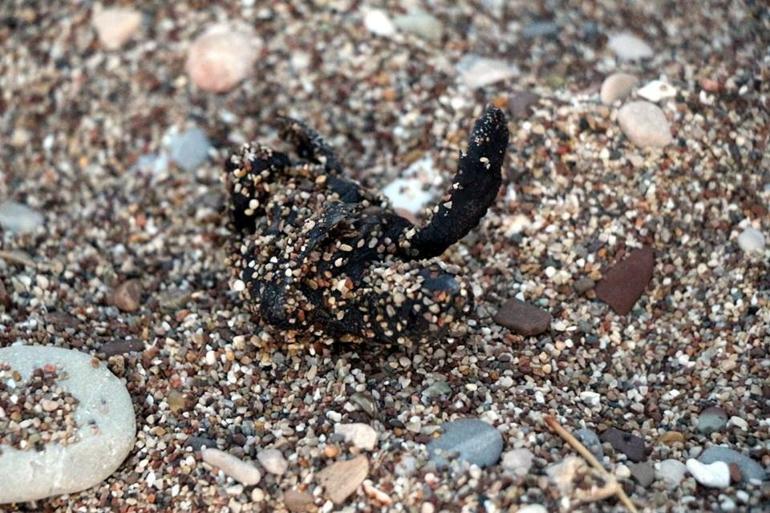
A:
[595,247,654,314]
[493,298,551,336]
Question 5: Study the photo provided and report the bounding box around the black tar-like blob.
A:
[225,107,509,345]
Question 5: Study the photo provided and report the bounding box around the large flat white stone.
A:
[0,345,136,504]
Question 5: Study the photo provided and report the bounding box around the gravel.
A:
[1,1,767,511]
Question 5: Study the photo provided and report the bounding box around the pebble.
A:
[382,156,438,215]
[698,447,766,483]
[508,90,540,119]
[697,406,728,434]
[617,101,673,148]
[427,418,503,468]
[393,11,442,43]
[185,436,216,452]
[283,489,315,512]
[579,391,601,407]
[546,456,583,494]
[517,506,547,513]
[0,345,136,504]
[317,455,369,504]
[573,276,596,294]
[737,227,765,253]
[109,279,142,313]
[658,431,685,445]
[202,448,262,485]
[637,79,677,102]
[334,423,378,451]
[492,298,551,336]
[522,21,559,39]
[422,380,452,401]
[656,459,687,488]
[349,392,378,418]
[168,127,211,172]
[92,7,142,50]
[595,247,654,315]
[364,9,396,37]
[574,429,604,461]
[456,55,519,89]
[600,73,638,105]
[186,23,260,93]
[0,201,44,234]
[686,459,731,488]
[727,416,748,430]
[257,448,288,475]
[166,390,186,413]
[607,32,654,60]
[629,461,655,487]
[600,428,647,462]
[501,448,534,477]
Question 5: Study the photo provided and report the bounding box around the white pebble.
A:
[727,416,748,430]
[335,423,378,450]
[456,54,519,89]
[517,506,547,513]
[617,101,673,148]
[580,391,601,407]
[637,80,677,102]
[202,449,261,485]
[600,73,638,105]
[364,9,396,37]
[686,459,730,489]
[656,459,687,488]
[607,32,654,60]
[257,448,288,475]
[92,7,142,50]
[0,346,136,504]
[737,227,765,253]
[501,448,534,477]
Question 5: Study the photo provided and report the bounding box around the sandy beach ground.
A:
[0,1,768,512]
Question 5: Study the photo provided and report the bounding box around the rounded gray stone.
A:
[168,127,211,172]
[697,406,728,434]
[0,345,136,504]
[574,428,604,461]
[428,418,503,468]
[0,202,44,234]
[698,446,766,483]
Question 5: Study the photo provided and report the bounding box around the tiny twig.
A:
[544,415,638,513]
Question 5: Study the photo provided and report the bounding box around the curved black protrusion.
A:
[279,116,344,175]
[402,107,509,259]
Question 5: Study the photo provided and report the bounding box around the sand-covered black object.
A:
[224,107,509,345]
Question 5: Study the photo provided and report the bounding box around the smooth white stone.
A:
[0,345,136,504]
[335,423,378,450]
[686,459,731,488]
[737,227,765,252]
[608,32,654,60]
[637,80,677,102]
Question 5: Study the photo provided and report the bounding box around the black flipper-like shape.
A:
[225,145,291,234]
[400,107,509,259]
[279,116,344,175]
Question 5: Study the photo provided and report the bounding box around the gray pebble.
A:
[574,428,604,461]
[698,446,766,483]
[0,201,44,234]
[168,127,211,171]
[697,406,728,434]
[428,418,503,468]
